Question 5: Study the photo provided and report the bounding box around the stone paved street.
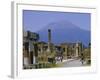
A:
[58,59,87,67]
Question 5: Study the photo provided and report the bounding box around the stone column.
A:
[23,49,29,66]
[33,56,36,64]
[75,43,79,57]
[40,43,43,54]
[47,29,51,53]
[65,45,68,59]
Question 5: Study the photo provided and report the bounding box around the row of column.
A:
[63,42,82,59]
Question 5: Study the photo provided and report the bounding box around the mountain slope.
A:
[36,21,90,46]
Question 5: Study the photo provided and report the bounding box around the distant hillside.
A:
[36,21,90,46]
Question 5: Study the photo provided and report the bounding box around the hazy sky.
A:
[23,10,91,32]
